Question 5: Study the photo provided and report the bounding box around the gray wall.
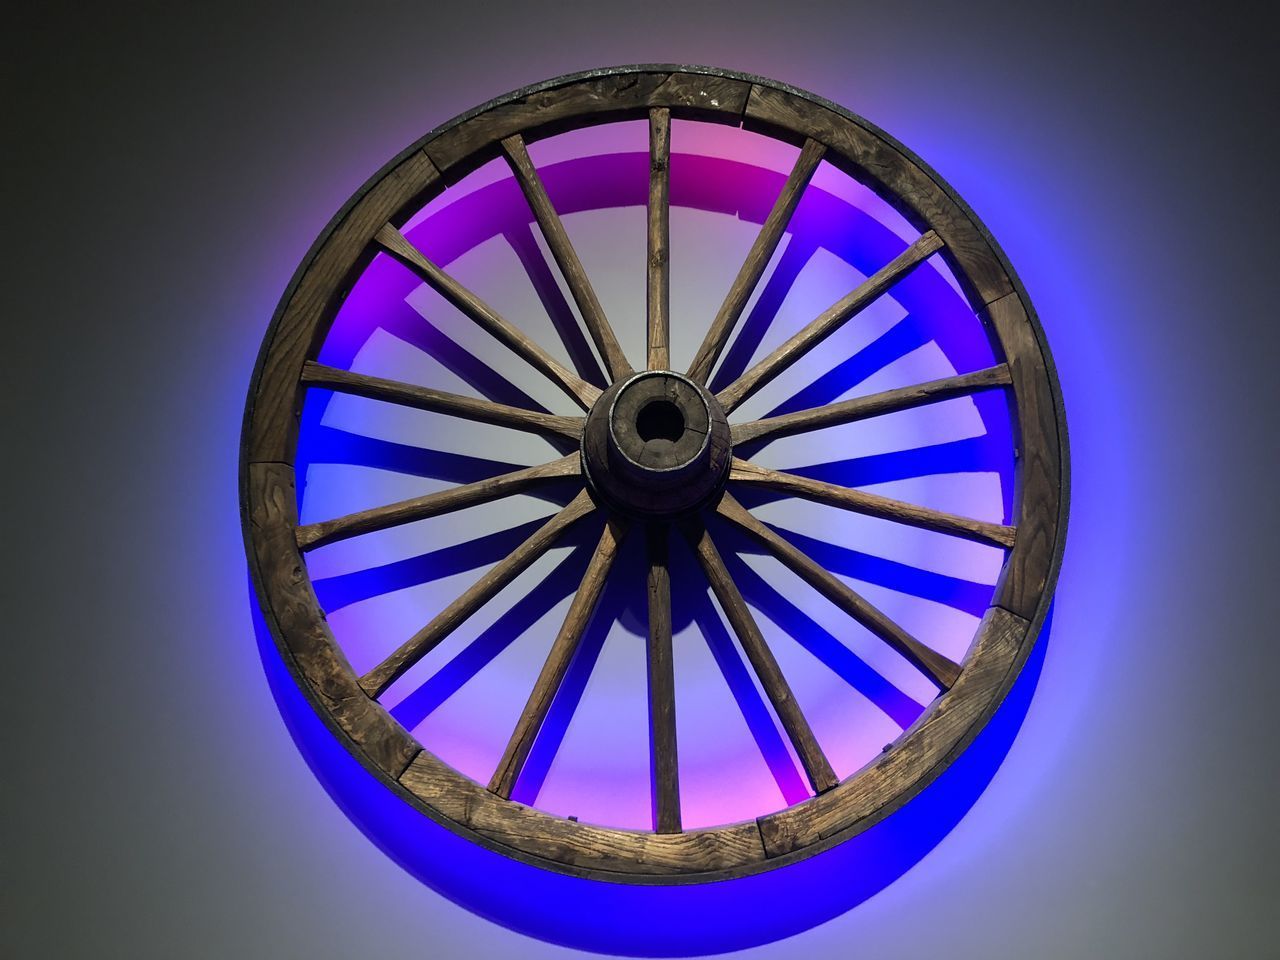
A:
[6,3,1275,957]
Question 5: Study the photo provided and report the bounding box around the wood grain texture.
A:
[731,364,1012,445]
[686,137,825,384]
[489,517,629,799]
[401,749,766,877]
[646,526,681,833]
[729,458,1016,548]
[684,520,839,794]
[744,83,1013,307]
[987,293,1062,619]
[716,231,944,413]
[301,361,584,440]
[647,108,671,371]
[360,490,597,699]
[757,605,1026,856]
[501,133,633,380]
[580,372,732,519]
[714,493,961,690]
[242,67,1065,883]
[247,463,420,775]
[426,72,751,179]
[296,454,581,551]
[246,150,440,463]
[375,223,600,409]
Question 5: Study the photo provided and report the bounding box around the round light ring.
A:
[241,64,1068,884]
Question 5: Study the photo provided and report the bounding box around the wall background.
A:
[6,3,1275,958]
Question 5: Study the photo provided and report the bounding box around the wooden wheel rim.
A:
[240,65,1069,884]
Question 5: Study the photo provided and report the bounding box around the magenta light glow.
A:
[266,112,1040,953]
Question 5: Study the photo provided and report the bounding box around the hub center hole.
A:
[636,399,685,443]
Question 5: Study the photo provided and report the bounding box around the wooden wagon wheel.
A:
[241,65,1067,884]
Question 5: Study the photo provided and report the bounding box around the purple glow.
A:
[265,116,1037,950]
[254,587,1050,955]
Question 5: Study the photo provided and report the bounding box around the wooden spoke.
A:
[686,138,825,384]
[716,230,945,413]
[714,493,962,690]
[374,223,601,409]
[647,525,680,833]
[501,134,633,381]
[729,458,1016,549]
[732,365,1012,445]
[683,521,839,794]
[488,517,629,799]
[301,362,584,441]
[360,490,597,699]
[647,108,671,371]
[297,454,581,551]
[246,69,1068,883]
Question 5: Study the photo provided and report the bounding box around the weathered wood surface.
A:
[731,364,1012,445]
[757,606,1025,856]
[687,137,825,384]
[581,372,732,519]
[714,493,961,689]
[684,521,839,794]
[296,455,581,551]
[243,67,1065,883]
[375,223,600,409]
[301,362,583,440]
[716,230,944,413]
[247,462,420,775]
[646,526,681,833]
[729,458,1016,548]
[489,518,629,798]
[361,490,597,699]
[647,108,671,371]
[246,150,440,463]
[401,749,766,877]
[744,83,1013,307]
[426,71,751,179]
[501,133,633,380]
[988,293,1062,619]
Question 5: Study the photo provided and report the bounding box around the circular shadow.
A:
[252,584,1049,956]
[258,140,1047,954]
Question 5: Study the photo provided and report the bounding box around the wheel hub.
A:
[581,370,731,519]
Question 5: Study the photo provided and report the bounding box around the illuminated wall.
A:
[269,108,1037,952]
[8,5,1272,959]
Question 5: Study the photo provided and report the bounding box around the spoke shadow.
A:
[708,236,818,393]
[714,516,992,619]
[674,536,811,808]
[312,509,592,613]
[759,434,1002,489]
[389,536,600,733]
[300,297,578,478]
[504,224,609,389]
[756,310,935,422]
[300,424,561,484]
[732,431,1013,566]
[511,526,638,807]
[377,307,579,461]
[379,299,557,414]
[716,545,925,729]
[704,194,973,402]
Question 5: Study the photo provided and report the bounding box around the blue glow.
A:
[258,125,1048,952]
[254,590,1050,955]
